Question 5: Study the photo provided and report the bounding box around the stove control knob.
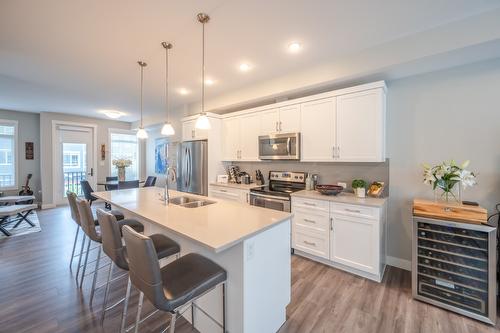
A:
[294,176,298,179]
[299,176,303,179]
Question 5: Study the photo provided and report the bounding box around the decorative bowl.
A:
[315,185,344,196]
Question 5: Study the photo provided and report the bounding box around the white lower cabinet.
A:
[291,197,386,282]
[208,185,250,204]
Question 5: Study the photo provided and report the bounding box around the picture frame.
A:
[25,142,34,160]
[155,138,168,174]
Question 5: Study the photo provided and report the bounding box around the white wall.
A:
[39,112,131,207]
[386,58,500,262]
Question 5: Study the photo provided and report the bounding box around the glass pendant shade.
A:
[136,127,148,139]
[161,122,175,136]
[195,113,211,129]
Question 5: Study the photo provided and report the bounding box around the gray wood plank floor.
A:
[0,205,497,333]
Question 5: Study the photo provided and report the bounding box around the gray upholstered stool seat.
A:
[109,209,125,221]
[117,218,144,234]
[149,234,180,259]
[158,253,226,312]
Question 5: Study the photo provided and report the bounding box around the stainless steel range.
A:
[249,171,306,212]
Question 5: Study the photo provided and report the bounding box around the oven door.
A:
[259,133,300,160]
[250,192,291,212]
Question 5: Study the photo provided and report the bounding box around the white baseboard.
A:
[41,203,56,210]
[386,256,411,271]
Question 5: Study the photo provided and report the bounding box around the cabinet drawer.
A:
[293,211,330,233]
[209,187,241,201]
[292,197,329,213]
[330,202,377,219]
[293,227,329,259]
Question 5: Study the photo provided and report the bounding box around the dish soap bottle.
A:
[305,174,312,191]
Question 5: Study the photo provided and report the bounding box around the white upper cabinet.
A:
[300,98,336,161]
[182,120,208,141]
[239,113,260,161]
[259,109,280,134]
[336,88,385,162]
[278,105,301,133]
[222,117,240,160]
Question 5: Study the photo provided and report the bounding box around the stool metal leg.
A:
[134,291,144,333]
[222,282,226,333]
[120,277,132,333]
[169,312,177,333]
[80,238,91,288]
[75,234,87,282]
[69,226,80,268]
[90,246,102,305]
[100,262,114,325]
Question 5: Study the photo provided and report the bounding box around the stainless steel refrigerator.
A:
[176,140,208,196]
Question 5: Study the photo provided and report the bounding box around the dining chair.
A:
[118,180,139,190]
[105,176,118,191]
[81,180,98,206]
[143,176,157,187]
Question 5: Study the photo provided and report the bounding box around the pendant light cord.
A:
[201,21,205,115]
[165,45,169,122]
[140,63,144,128]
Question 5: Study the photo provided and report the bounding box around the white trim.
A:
[205,81,387,120]
[0,119,18,190]
[51,120,98,206]
[386,256,411,271]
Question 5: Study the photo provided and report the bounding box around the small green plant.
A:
[352,179,366,189]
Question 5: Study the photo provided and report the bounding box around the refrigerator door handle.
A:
[184,147,189,188]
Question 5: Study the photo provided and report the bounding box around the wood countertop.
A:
[93,187,291,253]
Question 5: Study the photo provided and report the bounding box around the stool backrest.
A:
[97,209,128,270]
[66,191,80,225]
[118,180,139,189]
[80,180,95,201]
[76,198,100,242]
[144,176,157,187]
[122,225,165,306]
[106,176,118,181]
[105,176,118,191]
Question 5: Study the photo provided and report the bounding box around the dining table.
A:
[97,180,145,187]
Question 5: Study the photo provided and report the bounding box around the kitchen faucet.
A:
[164,166,177,204]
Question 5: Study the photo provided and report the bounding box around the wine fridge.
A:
[412,216,497,324]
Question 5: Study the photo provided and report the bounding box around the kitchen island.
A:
[93,187,292,333]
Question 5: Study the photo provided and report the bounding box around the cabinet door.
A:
[209,187,241,202]
[300,98,336,161]
[239,113,260,161]
[330,214,379,275]
[182,120,196,141]
[279,105,301,133]
[336,89,385,162]
[259,109,280,135]
[222,117,240,161]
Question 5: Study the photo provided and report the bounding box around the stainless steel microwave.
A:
[258,133,300,160]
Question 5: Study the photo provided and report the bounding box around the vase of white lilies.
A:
[422,160,476,203]
[112,158,133,181]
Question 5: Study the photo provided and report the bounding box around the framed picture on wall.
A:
[155,138,168,174]
[25,142,34,160]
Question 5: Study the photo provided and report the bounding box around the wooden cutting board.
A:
[413,198,488,224]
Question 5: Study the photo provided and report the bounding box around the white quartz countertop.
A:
[93,187,291,253]
[291,190,387,208]
[209,182,263,190]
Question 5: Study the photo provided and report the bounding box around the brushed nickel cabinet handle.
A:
[303,240,316,246]
[345,208,361,213]
[303,218,316,224]
[330,217,333,230]
[303,202,316,206]
[279,121,282,132]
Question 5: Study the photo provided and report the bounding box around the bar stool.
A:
[122,226,228,333]
[66,191,125,281]
[76,199,144,305]
[96,209,180,331]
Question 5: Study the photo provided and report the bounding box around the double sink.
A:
[169,196,216,208]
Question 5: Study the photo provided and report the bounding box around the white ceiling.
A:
[1,0,500,122]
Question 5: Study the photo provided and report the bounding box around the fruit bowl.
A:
[315,185,343,196]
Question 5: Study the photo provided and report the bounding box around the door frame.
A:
[51,120,98,205]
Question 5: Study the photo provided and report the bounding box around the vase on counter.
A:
[355,187,366,198]
[117,167,126,181]
[434,180,461,203]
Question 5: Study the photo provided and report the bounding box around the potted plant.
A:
[352,179,367,198]
[422,160,476,202]
[112,158,133,181]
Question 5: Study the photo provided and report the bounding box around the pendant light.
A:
[161,42,175,136]
[136,60,149,139]
[195,13,211,130]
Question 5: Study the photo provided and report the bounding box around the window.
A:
[63,151,81,168]
[109,130,140,180]
[0,120,17,189]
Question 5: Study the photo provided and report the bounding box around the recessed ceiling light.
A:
[178,88,190,95]
[239,63,252,72]
[287,42,302,53]
[205,78,215,86]
[100,110,125,119]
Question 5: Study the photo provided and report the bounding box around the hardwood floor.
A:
[0,205,498,333]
